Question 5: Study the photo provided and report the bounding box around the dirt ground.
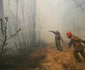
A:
[0,44,85,70]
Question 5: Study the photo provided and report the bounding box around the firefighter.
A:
[49,30,63,51]
[66,31,85,62]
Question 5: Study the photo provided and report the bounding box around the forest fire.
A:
[0,0,85,70]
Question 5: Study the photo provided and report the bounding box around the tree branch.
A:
[0,39,4,43]
[7,29,21,40]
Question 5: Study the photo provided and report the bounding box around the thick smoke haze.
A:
[36,0,85,43]
[0,0,85,54]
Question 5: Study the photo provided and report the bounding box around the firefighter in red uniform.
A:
[66,31,85,62]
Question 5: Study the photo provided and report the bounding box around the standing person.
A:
[49,30,63,51]
[66,31,85,62]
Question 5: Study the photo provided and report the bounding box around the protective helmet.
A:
[66,31,72,37]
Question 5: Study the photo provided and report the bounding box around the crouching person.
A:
[66,31,85,63]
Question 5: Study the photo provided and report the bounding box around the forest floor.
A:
[0,44,85,70]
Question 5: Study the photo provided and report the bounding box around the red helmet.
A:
[66,31,72,37]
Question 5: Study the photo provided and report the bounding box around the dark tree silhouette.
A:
[0,17,21,59]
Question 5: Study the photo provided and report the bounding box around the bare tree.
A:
[0,18,4,34]
[0,17,21,59]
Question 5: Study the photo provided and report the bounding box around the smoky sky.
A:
[1,0,85,44]
[36,0,85,43]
